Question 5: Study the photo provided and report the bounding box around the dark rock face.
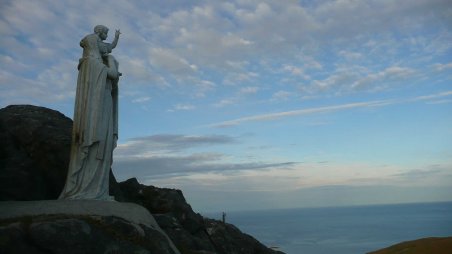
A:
[115,178,216,252]
[0,215,176,254]
[0,105,284,254]
[0,105,121,201]
[0,105,71,200]
[205,219,281,254]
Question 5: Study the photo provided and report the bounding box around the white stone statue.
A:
[59,25,121,200]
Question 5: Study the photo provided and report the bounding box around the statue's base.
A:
[0,200,180,254]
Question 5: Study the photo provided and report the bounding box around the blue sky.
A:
[1,0,451,212]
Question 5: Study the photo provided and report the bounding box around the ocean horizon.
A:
[204,201,452,254]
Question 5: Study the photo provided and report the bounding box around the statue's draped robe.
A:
[59,34,119,200]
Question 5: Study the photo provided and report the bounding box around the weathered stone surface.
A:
[0,105,71,200]
[0,215,177,254]
[0,104,284,254]
[0,222,43,254]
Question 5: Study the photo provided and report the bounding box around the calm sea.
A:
[205,202,452,254]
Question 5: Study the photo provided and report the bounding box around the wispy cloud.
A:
[211,101,388,128]
[168,103,196,112]
[350,66,416,91]
[213,85,260,108]
[433,62,452,71]
[271,90,293,101]
[210,91,452,128]
[410,91,452,102]
[309,65,417,95]
[132,96,151,103]
[239,86,259,95]
[116,134,236,157]
[393,168,443,179]
[213,98,237,108]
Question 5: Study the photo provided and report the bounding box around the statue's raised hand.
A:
[115,29,121,38]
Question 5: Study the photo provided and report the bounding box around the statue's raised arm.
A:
[111,29,121,49]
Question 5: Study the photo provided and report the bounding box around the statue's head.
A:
[94,25,109,40]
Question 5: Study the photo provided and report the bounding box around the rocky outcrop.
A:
[113,178,216,253]
[0,105,71,200]
[0,105,283,254]
[0,215,177,254]
[204,219,282,254]
[114,178,283,254]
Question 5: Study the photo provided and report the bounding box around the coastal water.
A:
[207,202,452,254]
